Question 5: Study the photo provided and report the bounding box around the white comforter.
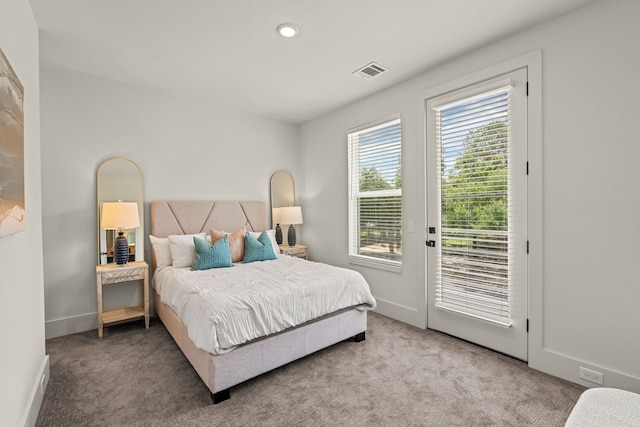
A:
[154,256,376,355]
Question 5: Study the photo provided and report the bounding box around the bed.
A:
[150,200,376,403]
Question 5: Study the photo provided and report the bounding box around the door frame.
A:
[417,50,542,363]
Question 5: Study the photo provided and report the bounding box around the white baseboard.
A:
[21,355,49,427]
[45,312,97,339]
[530,347,640,394]
[374,297,424,329]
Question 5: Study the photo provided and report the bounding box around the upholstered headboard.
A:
[150,201,267,238]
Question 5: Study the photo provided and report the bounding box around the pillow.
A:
[149,235,172,269]
[243,231,277,263]
[192,235,233,270]
[168,232,207,268]
[248,229,280,256]
[210,225,246,263]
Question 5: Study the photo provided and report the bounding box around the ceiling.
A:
[30,0,596,124]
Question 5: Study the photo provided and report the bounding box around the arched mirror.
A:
[96,158,144,265]
[270,170,295,227]
[270,170,296,246]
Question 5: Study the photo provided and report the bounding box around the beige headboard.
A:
[150,201,267,238]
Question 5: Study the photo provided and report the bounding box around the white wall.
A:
[40,64,300,338]
[300,0,640,392]
[0,1,48,426]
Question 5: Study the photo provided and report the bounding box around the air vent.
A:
[353,62,388,79]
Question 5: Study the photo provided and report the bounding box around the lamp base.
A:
[114,232,129,265]
[275,224,283,245]
[287,225,296,246]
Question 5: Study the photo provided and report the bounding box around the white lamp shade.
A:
[101,202,140,229]
[272,207,283,224]
[279,206,303,225]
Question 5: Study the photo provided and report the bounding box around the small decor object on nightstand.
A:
[101,201,140,265]
[280,206,303,246]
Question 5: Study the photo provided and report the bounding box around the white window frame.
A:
[348,115,403,273]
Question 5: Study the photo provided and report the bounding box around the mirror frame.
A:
[270,170,295,227]
[96,157,144,265]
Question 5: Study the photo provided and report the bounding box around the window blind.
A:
[433,86,513,325]
[348,118,402,265]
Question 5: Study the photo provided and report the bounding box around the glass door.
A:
[425,68,528,361]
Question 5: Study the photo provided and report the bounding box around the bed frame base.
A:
[208,330,367,404]
[211,389,231,404]
[154,290,368,404]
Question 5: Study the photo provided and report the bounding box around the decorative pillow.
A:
[210,225,246,263]
[248,229,280,256]
[149,235,172,269]
[192,235,233,270]
[243,231,277,263]
[168,232,207,268]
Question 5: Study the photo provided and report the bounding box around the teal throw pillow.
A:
[192,235,233,270]
[243,231,277,263]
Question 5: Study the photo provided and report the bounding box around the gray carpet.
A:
[36,312,584,426]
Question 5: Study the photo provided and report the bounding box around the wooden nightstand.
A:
[279,244,308,260]
[96,261,149,339]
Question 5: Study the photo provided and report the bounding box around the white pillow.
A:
[149,235,172,269]
[168,233,207,268]
[248,229,281,256]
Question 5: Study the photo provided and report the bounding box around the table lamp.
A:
[279,206,303,246]
[101,201,140,265]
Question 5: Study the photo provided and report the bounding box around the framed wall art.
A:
[0,47,25,237]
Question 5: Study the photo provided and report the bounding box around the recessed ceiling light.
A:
[276,23,299,38]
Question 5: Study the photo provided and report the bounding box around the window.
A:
[427,71,527,327]
[348,117,402,270]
